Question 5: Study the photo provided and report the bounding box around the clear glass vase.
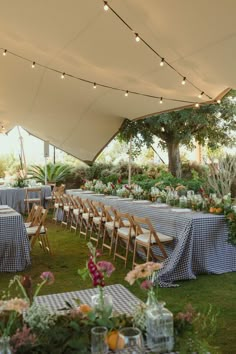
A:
[0,336,12,354]
[91,287,113,318]
[146,297,174,353]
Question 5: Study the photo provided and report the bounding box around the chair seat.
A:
[26,225,46,235]
[45,196,53,200]
[105,221,119,230]
[93,216,106,224]
[82,212,93,220]
[63,205,70,212]
[136,232,173,244]
[54,203,63,208]
[73,209,81,216]
[24,198,41,202]
[24,222,31,228]
[117,227,135,238]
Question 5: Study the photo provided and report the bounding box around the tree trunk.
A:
[166,142,182,177]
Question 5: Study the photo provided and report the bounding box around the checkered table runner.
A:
[0,206,31,272]
[67,192,236,287]
[36,284,141,314]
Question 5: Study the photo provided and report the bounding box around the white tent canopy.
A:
[0,0,235,162]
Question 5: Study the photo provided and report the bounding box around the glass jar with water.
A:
[146,301,174,353]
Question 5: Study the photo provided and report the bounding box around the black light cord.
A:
[0,47,204,105]
[105,1,212,100]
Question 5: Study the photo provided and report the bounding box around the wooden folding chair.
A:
[61,194,72,228]
[113,212,135,268]
[79,199,93,238]
[102,206,119,255]
[70,196,83,233]
[89,201,105,247]
[24,204,43,228]
[132,216,174,268]
[26,208,52,255]
[24,187,42,214]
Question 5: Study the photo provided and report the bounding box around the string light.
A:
[0,46,203,106]
[2,49,7,56]
[103,1,109,11]
[160,58,165,67]
[160,97,163,104]
[105,2,212,99]
[198,91,204,98]
[217,99,221,104]
[135,33,140,42]
[31,61,35,68]
[182,77,186,85]
[195,103,200,108]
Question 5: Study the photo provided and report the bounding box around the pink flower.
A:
[40,272,55,285]
[140,280,153,290]
[11,325,37,352]
[97,261,115,277]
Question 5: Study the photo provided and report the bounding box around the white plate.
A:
[116,198,133,201]
[132,200,150,204]
[105,196,119,199]
[150,204,168,208]
[0,209,15,214]
[0,205,10,210]
[171,208,192,212]
[80,191,94,194]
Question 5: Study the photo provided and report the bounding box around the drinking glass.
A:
[117,327,144,353]
[91,326,108,354]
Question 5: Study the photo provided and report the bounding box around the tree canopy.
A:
[118,91,236,176]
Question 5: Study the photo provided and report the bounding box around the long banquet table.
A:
[0,185,51,213]
[0,205,31,272]
[67,190,236,287]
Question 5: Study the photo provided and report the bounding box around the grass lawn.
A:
[0,218,236,353]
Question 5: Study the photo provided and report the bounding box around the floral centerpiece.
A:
[0,266,219,353]
[125,262,162,331]
[78,243,115,318]
[103,182,116,195]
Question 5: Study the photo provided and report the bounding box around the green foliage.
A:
[29,163,72,184]
[0,154,19,177]
[118,90,236,176]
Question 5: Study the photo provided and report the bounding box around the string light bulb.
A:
[217,99,221,104]
[195,103,200,108]
[93,82,97,89]
[125,90,129,97]
[104,1,109,11]
[160,97,163,104]
[31,61,35,68]
[182,77,186,85]
[2,49,7,56]
[160,58,165,67]
[61,72,65,79]
[135,33,140,42]
[198,91,204,98]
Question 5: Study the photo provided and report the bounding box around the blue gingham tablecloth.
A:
[67,192,236,287]
[0,206,31,272]
[0,186,51,213]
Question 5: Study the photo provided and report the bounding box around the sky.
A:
[0,126,64,165]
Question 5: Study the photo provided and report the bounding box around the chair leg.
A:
[132,240,137,268]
